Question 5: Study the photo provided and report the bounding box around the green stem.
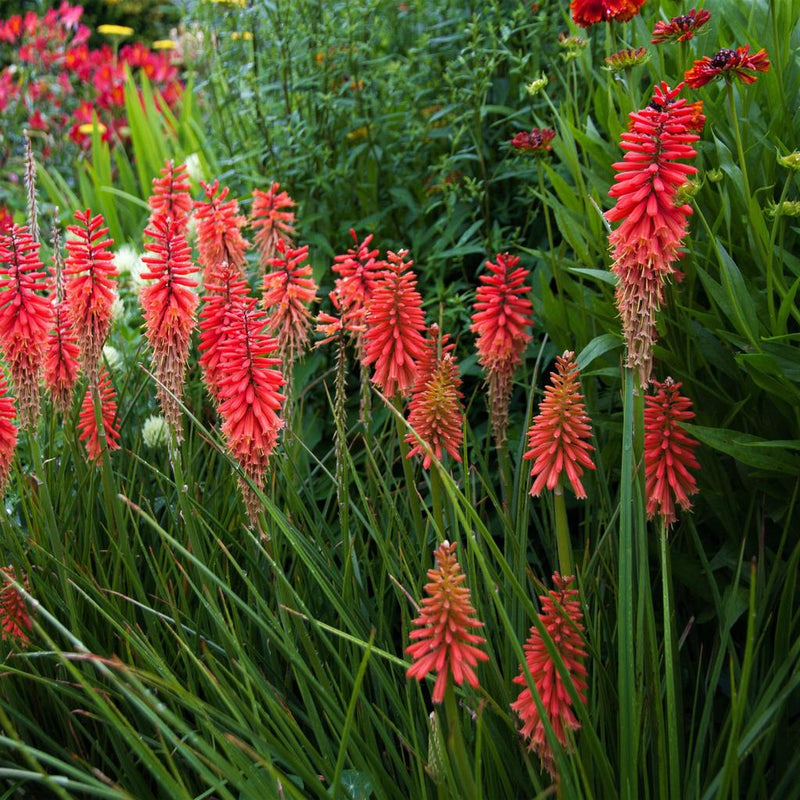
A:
[660,518,681,799]
[537,161,561,298]
[431,464,444,537]
[553,486,573,576]
[618,368,638,800]
[395,396,425,545]
[443,685,477,800]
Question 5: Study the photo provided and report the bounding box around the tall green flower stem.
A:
[394,397,424,544]
[659,517,681,800]
[442,684,478,800]
[618,368,642,800]
[553,486,573,576]
[431,463,445,537]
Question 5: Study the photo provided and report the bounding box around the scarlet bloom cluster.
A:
[65,209,118,380]
[684,45,771,88]
[405,328,464,469]
[140,214,198,434]
[251,183,296,267]
[78,366,121,463]
[148,161,193,231]
[331,229,385,334]
[0,373,17,494]
[0,224,53,429]
[216,300,285,524]
[524,352,595,499]
[362,249,427,398]
[511,573,587,778]
[644,378,700,525]
[262,242,318,368]
[606,82,699,387]
[471,252,533,445]
[571,0,647,28]
[0,566,32,646]
[511,128,556,155]
[194,180,250,274]
[44,273,80,413]
[651,9,711,44]
[406,541,488,703]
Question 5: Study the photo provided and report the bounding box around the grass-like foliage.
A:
[0,0,799,798]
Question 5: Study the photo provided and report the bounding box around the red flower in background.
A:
[0,566,32,645]
[65,209,118,379]
[194,180,250,275]
[262,241,318,368]
[571,0,647,27]
[251,183,296,267]
[405,327,464,469]
[606,82,699,387]
[644,378,700,525]
[406,541,488,703]
[78,366,121,463]
[511,128,556,155]
[0,373,17,495]
[362,249,427,398]
[511,573,587,778]
[471,252,533,446]
[0,224,53,429]
[684,45,770,88]
[524,351,595,499]
[652,8,711,44]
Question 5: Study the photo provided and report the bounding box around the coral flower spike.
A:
[251,182,296,268]
[406,541,488,703]
[0,224,53,429]
[644,378,700,525]
[64,209,118,381]
[0,373,18,495]
[524,351,595,499]
[193,179,250,275]
[362,249,427,398]
[78,366,121,463]
[405,326,464,469]
[149,160,193,232]
[0,566,33,646]
[511,573,588,779]
[606,82,699,387]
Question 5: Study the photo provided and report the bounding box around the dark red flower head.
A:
[684,45,770,88]
[652,8,711,44]
[511,128,556,156]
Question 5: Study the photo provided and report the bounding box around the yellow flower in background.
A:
[209,0,246,6]
[97,24,134,36]
[152,39,176,50]
[78,122,108,135]
[231,31,253,40]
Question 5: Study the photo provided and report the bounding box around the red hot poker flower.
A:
[216,299,285,525]
[606,82,699,387]
[140,214,199,434]
[198,261,251,403]
[406,541,488,703]
[78,366,120,463]
[44,276,80,413]
[0,224,53,429]
[684,45,770,88]
[571,0,647,28]
[0,374,18,495]
[524,351,595,499]
[251,183,296,268]
[471,252,533,446]
[331,229,385,331]
[405,327,464,469]
[652,8,711,44]
[644,378,699,525]
[65,210,118,380]
[262,241,318,368]
[193,180,250,275]
[0,566,32,646]
[362,249,427,398]
[149,160,192,231]
[511,573,588,779]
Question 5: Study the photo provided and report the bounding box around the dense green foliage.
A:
[0,0,799,798]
